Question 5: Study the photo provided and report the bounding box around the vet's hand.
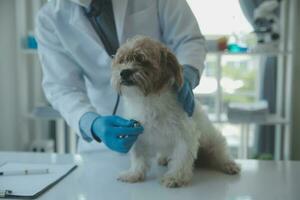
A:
[92,116,144,153]
[177,77,195,117]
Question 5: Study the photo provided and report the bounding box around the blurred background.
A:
[0,0,299,160]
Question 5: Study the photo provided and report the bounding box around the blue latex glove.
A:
[177,65,200,117]
[91,115,144,153]
[177,77,195,117]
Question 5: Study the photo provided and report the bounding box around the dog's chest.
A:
[132,106,184,153]
[124,94,186,152]
[137,116,179,155]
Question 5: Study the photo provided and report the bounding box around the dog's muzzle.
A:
[120,69,136,86]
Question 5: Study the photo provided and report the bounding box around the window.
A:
[188,0,258,158]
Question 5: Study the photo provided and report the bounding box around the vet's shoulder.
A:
[37,0,75,24]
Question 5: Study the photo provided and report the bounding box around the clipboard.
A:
[0,162,77,199]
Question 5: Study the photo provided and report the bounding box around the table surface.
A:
[0,150,299,200]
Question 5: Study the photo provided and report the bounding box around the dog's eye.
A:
[118,56,126,64]
[134,54,145,63]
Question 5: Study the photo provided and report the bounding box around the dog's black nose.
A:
[120,69,134,80]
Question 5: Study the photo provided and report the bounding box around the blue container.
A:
[27,34,38,49]
[227,44,248,53]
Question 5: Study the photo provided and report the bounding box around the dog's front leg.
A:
[118,142,150,183]
[161,140,194,188]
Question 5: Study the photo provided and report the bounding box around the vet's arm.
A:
[36,5,97,140]
[158,0,206,116]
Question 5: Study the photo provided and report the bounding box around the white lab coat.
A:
[36,0,206,152]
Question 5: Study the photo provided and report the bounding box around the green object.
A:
[254,153,273,160]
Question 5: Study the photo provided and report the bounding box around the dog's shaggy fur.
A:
[111,36,240,188]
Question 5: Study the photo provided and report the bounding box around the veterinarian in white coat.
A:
[36,0,206,153]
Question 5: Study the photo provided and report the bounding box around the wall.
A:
[0,0,50,152]
[0,0,18,150]
[291,0,300,160]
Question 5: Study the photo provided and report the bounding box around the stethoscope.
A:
[83,6,120,115]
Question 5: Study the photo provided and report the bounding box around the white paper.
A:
[0,162,76,197]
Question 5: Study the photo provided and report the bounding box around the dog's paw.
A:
[160,175,190,188]
[117,171,145,183]
[220,161,241,175]
[157,157,169,166]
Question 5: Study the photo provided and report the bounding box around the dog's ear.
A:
[165,50,183,88]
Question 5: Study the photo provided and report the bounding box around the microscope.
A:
[253,0,281,50]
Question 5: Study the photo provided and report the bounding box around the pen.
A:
[0,169,49,176]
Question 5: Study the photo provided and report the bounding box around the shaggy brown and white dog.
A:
[111,36,240,188]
